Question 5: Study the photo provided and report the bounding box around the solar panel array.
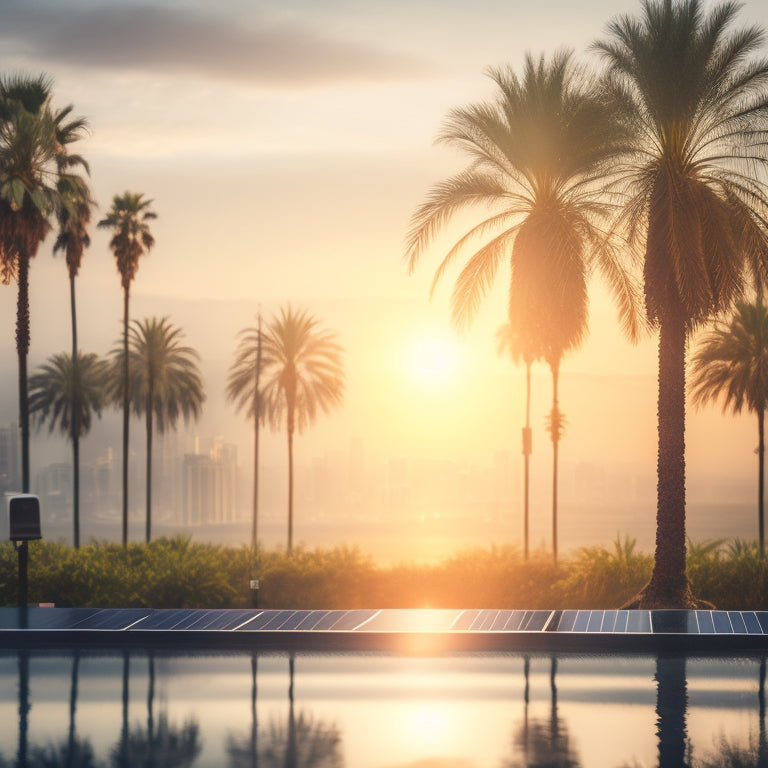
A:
[3,607,768,636]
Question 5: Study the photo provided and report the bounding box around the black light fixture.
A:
[6,494,42,609]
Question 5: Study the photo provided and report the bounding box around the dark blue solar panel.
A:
[614,611,628,632]
[573,610,590,632]
[273,611,312,630]
[294,611,329,630]
[503,611,528,631]
[525,611,551,631]
[696,611,715,633]
[651,611,697,634]
[587,611,604,632]
[312,611,346,630]
[556,610,577,632]
[519,611,536,630]
[239,611,290,630]
[332,610,378,631]
[626,611,651,633]
[491,610,514,631]
[471,610,498,631]
[712,611,733,633]
[729,612,748,634]
[601,610,617,632]
[26,607,98,629]
[140,610,194,630]
[757,613,768,633]
[205,610,259,630]
[743,612,763,634]
[78,609,151,630]
[451,610,480,630]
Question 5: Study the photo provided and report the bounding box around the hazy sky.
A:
[0,0,766,530]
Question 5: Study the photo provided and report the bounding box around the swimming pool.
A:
[0,649,764,767]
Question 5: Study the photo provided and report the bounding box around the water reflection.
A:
[227,654,342,768]
[506,656,580,767]
[1,649,768,767]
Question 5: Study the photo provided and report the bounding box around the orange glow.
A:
[404,330,462,389]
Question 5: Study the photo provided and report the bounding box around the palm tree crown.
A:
[690,301,768,555]
[405,49,640,340]
[595,0,768,607]
[98,191,156,290]
[596,0,768,325]
[29,352,107,441]
[260,306,344,555]
[109,316,205,543]
[29,351,107,547]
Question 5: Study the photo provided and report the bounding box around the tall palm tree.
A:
[496,321,541,560]
[0,74,89,492]
[227,313,266,553]
[595,0,768,607]
[260,306,344,556]
[28,352,107,547]
[98,192,157,546]
[405,51,641,560]
[54,155,94,544]
[109,316,204,544]
[690,301,768,557]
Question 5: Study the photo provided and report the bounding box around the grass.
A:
[0,534,766,610]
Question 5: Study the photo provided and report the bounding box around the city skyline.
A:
[1,0,767,560]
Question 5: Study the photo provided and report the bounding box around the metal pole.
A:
[17,541,28,608]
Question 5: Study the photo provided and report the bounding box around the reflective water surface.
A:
[0,650,765,767]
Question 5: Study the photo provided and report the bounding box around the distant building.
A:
[0,424,20,493]
[182,439,238,525]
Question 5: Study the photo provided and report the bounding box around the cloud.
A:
[0,1,429,86]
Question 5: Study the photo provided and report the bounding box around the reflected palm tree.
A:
[654,655,690,768]
[506,656,581,767]
[17,649,30,768]
[228,654,343,768]
[110,651,201,768]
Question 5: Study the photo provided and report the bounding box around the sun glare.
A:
[405,331,461,389]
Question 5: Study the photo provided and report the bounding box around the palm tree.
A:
[496,322,542,560]
[227,313,266,553]
[54,156,94,546]
[28,352,107,547]
[595,0,768,607]
[690,301,768,557]
[260,306,344,555]
[405,51,641,561]
[109,316,205,544]
[98,192,157,547]
[0,74,89,492]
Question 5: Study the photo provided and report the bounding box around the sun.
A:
[405,331,461,389]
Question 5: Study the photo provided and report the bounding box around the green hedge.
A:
[0,535,765,609]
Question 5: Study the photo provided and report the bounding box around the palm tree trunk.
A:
[17,252,30,493]
[523,360,532,561]
[122,288,130,548]
[551,360,560,564]
[145,396,153,544]
[70,274,80,548]
[287,427,294,556]
[252,415,260,551]
[644,311,695,607]
[759,408,765,558]
[73,437,80,549]
[67,650,80,768]
[252,317,262,553]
